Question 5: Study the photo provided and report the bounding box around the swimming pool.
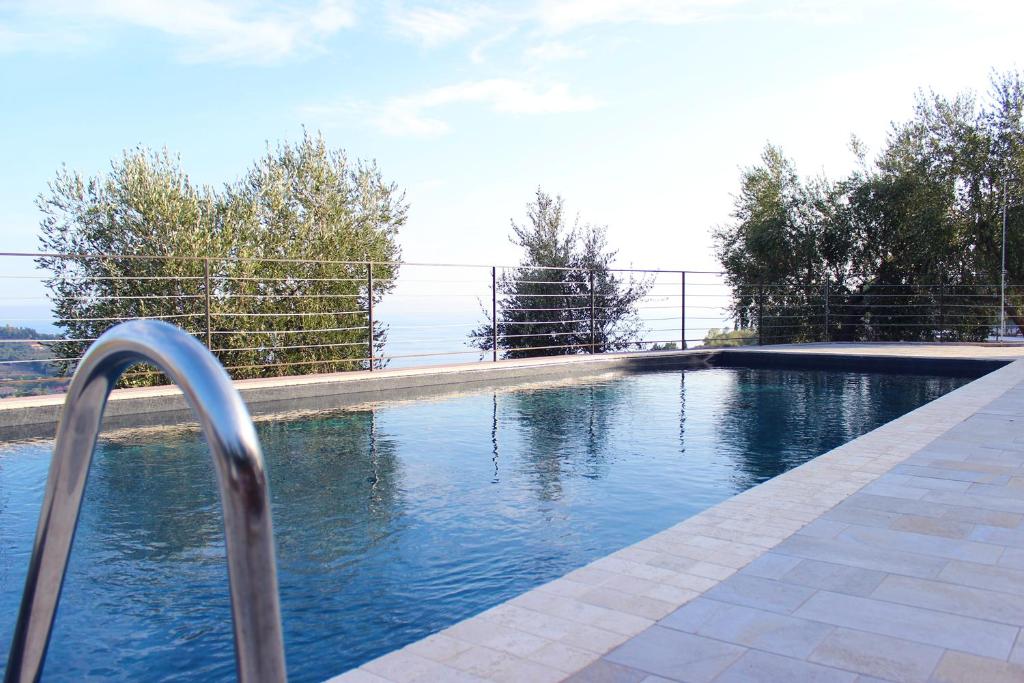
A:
[0,365,976,681]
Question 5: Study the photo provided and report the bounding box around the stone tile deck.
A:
[330,347,1024,683]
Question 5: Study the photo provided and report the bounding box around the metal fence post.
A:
[491,266,498,362]
[823,273,830,343]
[366,262,374,371]
[757,285,764,346]
[203,257,212,350]
[938,278,945,342]
[1002,179,1008,340]
[680,271,687,350]
[589,269,596,353]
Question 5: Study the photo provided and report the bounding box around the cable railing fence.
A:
[0,252,1018,398]
[737,276,1022,346]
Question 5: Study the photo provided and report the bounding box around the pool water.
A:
[0,366,974,681]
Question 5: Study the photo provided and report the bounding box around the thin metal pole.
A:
[757,284,765,344]
[203,257,212,350]
[938,277,945,342]
[680,271,687,350]
[823,273,830,343]
[491,266,498,362]
[1001,179,1008,340]
[366,262,374,371]
[589,269,596,353]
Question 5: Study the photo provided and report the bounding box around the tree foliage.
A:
[37,131,405,385]
[702,328,756,348]
[715,69,1024,342]
[470,188,649,358]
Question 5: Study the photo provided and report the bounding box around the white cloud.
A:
[387,4,477,47]
[380,1,860,61]
[938,0,1024,24]
[469,26,518,64]
[534,0,743,32]
[384,0,750,46]
[524,41,587,62]
[305,79,602,136]
[6,0,355,63]
[2,0,872,63]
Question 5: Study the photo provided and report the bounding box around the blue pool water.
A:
[0,366,975,681]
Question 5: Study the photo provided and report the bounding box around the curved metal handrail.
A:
[3,320,286,683]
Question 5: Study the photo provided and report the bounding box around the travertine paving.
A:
[330,350,1024,683]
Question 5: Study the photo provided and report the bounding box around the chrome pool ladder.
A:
[3,320,287,683]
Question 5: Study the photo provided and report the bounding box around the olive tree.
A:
[470,188,649,359]
[37,131,406,385]
[714,69,1024,343]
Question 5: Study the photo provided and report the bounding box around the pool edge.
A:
[0,343,1017,442]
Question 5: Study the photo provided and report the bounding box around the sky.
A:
[0,0,1022,341]
[2,0,1022,267]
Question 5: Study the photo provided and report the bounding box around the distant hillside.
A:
[0,325,66,397]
